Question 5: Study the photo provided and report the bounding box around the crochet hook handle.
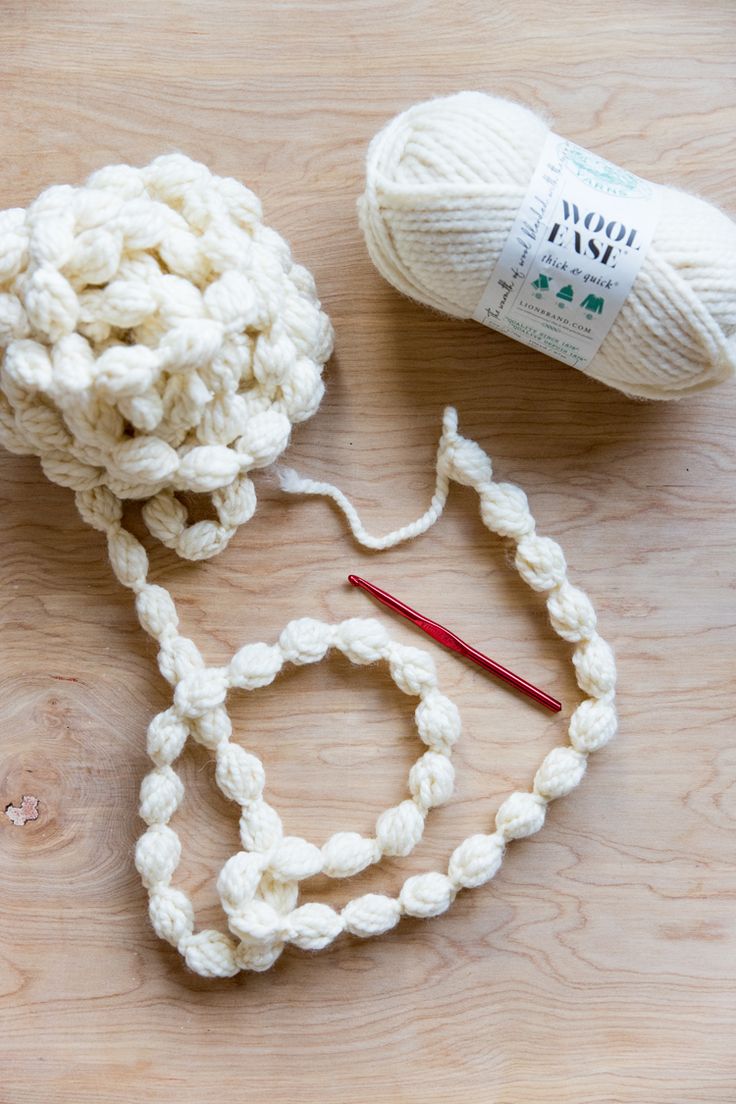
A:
[348,574,561,713]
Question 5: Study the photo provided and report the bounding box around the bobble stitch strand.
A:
[128,409,617,975]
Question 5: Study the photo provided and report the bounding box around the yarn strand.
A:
[278,408,458,549]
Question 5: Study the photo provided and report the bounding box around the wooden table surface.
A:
[1,2,734,1101]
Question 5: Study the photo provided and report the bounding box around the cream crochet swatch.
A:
[0,156,617,977]
[0,153,332,560]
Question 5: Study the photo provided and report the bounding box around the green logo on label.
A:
[561,141,651,199]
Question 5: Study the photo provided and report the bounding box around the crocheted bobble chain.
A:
[137,618,461,975]
[0,159,617,977]
[0,155,332,560]
[75,408,617,978]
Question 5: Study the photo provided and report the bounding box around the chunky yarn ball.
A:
[0,154,333,559]
[360,91,736,400]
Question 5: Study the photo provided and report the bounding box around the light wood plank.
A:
[1,2,734,1101]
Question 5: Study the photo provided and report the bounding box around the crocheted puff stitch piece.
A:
[0,154,333,560]
[0,159,617,978]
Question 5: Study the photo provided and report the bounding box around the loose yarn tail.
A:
[278,407,460,549]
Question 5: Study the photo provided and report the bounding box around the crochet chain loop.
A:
[77,407,617,977]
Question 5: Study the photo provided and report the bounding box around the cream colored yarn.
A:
[0,158,617,977]
[0,154,332,560]
[359,91,736,400]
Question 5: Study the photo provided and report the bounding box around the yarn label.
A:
[473,132,660,369]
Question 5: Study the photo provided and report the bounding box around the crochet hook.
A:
[348,574,561,713]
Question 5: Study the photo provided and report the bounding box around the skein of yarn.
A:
[359,91,736,400]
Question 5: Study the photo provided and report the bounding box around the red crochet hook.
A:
[348,575,561,713]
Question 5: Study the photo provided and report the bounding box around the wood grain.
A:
[1,2,735,1101]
